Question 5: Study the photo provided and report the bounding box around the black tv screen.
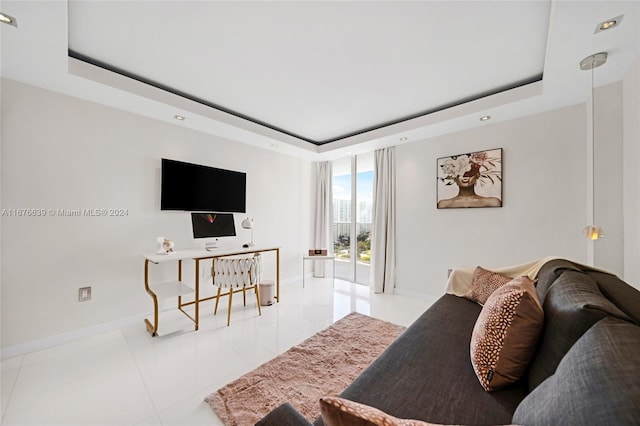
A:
[191,213,236,239]
[161,159,246,212]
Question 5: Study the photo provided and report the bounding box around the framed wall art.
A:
[436,148,502,209]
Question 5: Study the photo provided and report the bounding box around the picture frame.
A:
[436,148,502,209]
[308,249,328,256]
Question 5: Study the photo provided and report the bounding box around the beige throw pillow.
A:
[470,276,544,392]
[464,266,513,305]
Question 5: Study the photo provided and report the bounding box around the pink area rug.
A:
[204,312,405,425]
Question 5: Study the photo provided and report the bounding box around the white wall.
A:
[396,105,588,297]
[1,79,311,349]
[623,58,640,287]
[593,82,624,276]
[3,64,638,349]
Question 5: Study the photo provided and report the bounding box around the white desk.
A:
[143,246,280,336]
[302,255,335,287]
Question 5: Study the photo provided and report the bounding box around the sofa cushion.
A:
[325,295,526,426]
[532,259,582,302]
[526,270,630,391]
[319,397,435,426]
[256,402,313,426]
[464,266,513,305]
[470,277,543,391]
[513,317,640,425]
[590,270,640,325]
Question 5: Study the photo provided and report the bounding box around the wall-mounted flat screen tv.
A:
[191,213,236,239]
[161,158,246,212]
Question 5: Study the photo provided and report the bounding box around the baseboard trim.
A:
[393,288,441,304]
[1,275,306,360]
[0,313,148,360]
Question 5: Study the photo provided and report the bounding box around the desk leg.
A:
[194,259,200,331]
[143,259,159,337]
[177,260,183,309]
[276,248,280,302]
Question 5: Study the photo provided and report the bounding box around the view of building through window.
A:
[332,153,374,284]
[333,176,373,262]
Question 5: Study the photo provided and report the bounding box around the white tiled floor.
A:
[0,278,436,426]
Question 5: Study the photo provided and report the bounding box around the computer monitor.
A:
[191,213,236,240]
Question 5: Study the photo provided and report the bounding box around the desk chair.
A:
[212,254,262,326]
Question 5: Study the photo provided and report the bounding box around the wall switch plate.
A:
[79,287,91,302]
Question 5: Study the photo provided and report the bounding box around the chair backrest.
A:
[213,254,262,288]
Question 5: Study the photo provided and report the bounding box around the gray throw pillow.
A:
[513,317,640,425]
[526,271,629,390]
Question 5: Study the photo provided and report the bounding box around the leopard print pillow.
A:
[464,266,513,305]
[319,396,438,426]
[470,276,544,392]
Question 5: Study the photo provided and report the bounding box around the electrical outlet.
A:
[79,287,91,302]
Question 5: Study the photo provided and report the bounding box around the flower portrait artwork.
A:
[437,148,502,209]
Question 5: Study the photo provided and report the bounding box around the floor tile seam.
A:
[3,352,149,419]
[232,342,279,369]
[156,380,230,425]
[1,358,96,418]
[120,328,164,422]
[215,316,280,361]
[0,354,25,424]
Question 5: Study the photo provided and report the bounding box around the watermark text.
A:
[1,208,129,217]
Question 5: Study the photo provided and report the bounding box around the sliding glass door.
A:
[332,153,373,284]
[332,157,352,281]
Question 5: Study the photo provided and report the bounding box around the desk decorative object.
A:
[156,237,175,254]
[143,246,280,336]
[308,249,328,256]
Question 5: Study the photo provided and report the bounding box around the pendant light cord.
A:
[591,62,595,226]
[581,52,606,241]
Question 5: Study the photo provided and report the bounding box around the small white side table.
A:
[302,255,336,287]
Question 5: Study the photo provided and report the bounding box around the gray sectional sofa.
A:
[257,259,640,425]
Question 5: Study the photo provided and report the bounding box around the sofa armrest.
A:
[255,403,313,426]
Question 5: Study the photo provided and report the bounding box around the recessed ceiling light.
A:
[399,137,408,141]
[270,144,278,148]
[594,15,623,33]
[480,115,491,121]
[600,20,616,30]
[174,115,185,121]
[0,12,17,27]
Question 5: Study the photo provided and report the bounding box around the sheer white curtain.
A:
[313,161,333,277]
[371,147,396,293]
